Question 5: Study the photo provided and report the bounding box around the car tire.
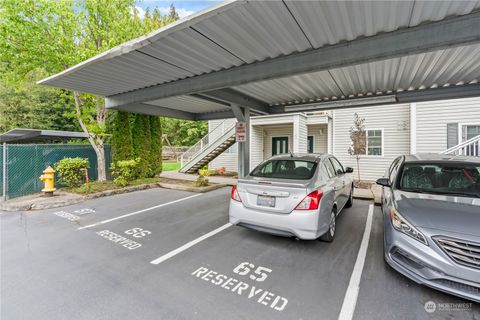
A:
[345,185,353,208]
[320,209,336,242]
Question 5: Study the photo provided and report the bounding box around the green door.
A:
[308,136,314,153]
[272,137,288,155]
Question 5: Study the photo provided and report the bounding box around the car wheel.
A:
[345,184,353,208]
[320,209,336,242]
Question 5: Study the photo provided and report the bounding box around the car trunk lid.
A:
[237,178,309,214]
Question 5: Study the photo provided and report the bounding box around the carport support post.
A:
[231,104,250,178]
[2,142,6,202]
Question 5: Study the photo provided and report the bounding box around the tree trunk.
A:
[73,91,107,181]
[93,143,107,181]
[356,157,361,182]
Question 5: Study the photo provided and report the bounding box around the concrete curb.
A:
[30,198,86,211]
[0,202,33,212]
[0,190,86,212]
[353,188,374,200]
[0,181,226,212]
[0,196,86,212]
[84,183,159,200]
[352,185,382,205]
[157,182,226,193]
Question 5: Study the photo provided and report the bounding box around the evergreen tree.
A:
[167,3,180,21]
[149,116,163,176]
[112,111,133,162]
[132,114,152,178]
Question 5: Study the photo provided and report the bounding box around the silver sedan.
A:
[229,154,354,241]
[378,154,480,303]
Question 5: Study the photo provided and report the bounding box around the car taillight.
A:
[295,190,323,210]
[231,185,242,202]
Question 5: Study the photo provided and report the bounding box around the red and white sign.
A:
[235,122,247,142]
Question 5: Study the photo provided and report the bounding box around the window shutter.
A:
[447,123,458,149]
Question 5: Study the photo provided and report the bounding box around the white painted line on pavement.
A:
[338,204,374,320]
[150,223,232,265]
[77,193,202,230]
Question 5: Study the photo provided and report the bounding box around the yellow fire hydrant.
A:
[39,166,56,197]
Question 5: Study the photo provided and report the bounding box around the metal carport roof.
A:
[39,0,480,120]
[0,128,88,144]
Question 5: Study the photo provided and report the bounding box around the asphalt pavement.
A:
[1,187,478,320]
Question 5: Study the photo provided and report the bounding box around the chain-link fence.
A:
[0,144,4,199]
[1,144,112,200]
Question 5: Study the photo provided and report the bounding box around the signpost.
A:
[235,122,247,143]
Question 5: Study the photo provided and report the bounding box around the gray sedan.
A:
[229,154,354,241]
[377,154,480,303]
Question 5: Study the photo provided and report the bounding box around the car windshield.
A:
[398,162,480,197]
[250,159,317,180]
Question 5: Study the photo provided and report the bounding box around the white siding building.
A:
[206,97,480,181]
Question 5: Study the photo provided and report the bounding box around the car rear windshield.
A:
[250,160,317,180]
[398,162,480,197]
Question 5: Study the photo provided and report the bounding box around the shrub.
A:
[55,157,89,188]
[111,159,140,187]
[132,114,152,178]
[113,176,128,187]
[149,116,163,176]
[194,175,209,187]
[112,111,133,162]
[198,168,217,176]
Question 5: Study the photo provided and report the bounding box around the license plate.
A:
[257,195,275,207]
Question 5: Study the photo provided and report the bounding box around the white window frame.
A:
[365,128,384,157]
[458,122,480,143]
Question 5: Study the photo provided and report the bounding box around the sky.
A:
[135,1,222,19]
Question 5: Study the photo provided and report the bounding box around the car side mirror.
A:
[376,178,390,187]
[345,167,354,173]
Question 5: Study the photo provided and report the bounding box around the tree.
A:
[168,3,180,20]
[0,0,178,180]
[149,116,163,176]
[161,119,208,146]
[132,114,152,178]
[348,113,366,181]
[112,111,133,162]
[0,69,79,133]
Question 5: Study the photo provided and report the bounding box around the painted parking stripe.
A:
[150,223,232,265]
[337,204,374,320]
[77,193,202,230]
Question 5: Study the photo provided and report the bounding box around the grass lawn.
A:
[162,161,181,171]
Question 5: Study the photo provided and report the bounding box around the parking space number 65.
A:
[233,262,272,282]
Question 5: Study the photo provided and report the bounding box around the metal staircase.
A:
[441,134,480,156]
[180,120,236,173]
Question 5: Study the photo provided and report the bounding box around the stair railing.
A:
[180,120,235,167]
[441,134,480,156]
